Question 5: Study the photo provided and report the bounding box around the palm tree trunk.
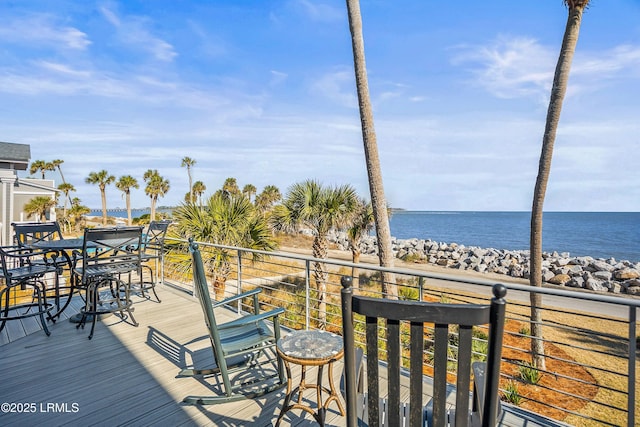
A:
[313,235,329,329]
[126,192,132,226]
[188,170,194,204]
[530,4,585,370]
[345,0,397,299]
[57,166,67,184]
[351,249,361,288]
[100,188,108,225]
[150,197,157,222]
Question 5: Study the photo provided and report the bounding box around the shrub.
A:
[519,361,542,385]
[502,381,522,405]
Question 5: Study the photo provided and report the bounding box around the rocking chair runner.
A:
[181,240,286,404]
[341,276,507,427]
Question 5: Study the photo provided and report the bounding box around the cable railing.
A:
[163,237,639,427]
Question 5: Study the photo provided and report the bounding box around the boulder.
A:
[585,278,607,292]
[614,268,640,280]
[548,274,571,286]
[593,270,613,281]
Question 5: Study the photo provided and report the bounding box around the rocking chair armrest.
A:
[211,288,263,309]
[219,307,285,329]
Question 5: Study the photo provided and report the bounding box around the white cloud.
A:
[270,70,289,86]
[290,0,343,22]
[310,69,357,108]
[0,14,90,50]
[453,37,640,104]
[99,5,177,62]
[452,37,555,101]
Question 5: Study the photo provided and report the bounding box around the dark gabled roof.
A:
[0,141,30,170]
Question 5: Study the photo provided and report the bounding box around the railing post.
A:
[305,259,311,330]
[237,250,243,315]
[629,306,637,427]
[341,276,357,427]
[419,276,425,301]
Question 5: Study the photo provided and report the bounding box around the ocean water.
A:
[93,209,640,263]
[389,211,640,263]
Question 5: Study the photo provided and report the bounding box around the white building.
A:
[0,142,57,245]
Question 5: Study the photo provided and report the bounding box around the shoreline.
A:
[326,231,640,297]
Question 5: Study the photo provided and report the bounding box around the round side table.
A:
[275,330,346,426]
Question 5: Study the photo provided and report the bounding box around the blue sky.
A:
[2,1,639,211]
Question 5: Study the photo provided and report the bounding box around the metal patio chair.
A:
[71,226,143,339]
[0,245,60,336]
[137,220,171,302]
[341,276,507,427]
[12,221,73,317]
[180,240,286,404]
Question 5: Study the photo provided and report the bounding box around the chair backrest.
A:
[12,222,63,247]
[79,226,143,279]
[341,277,507,427]
[188,240,223,349]
[143,220,171,254]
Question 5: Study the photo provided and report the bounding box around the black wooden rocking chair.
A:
[341,276,507,427]
[181,240,286,404]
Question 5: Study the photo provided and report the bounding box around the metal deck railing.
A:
[163,237,639,427]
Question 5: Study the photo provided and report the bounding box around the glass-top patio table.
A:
[32,238,94,251]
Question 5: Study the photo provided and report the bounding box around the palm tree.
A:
[172,193,277,299]
[29,160,48,179]
[242,184,257,202]
[271,180,358,329]
[192,181,206,206]
[85,170,115,225]
[181,157,196,204]
[143,169,170,221]
[255,185,281,212]
[57,182,76,231]
[345,0,397,299]
[222,177,240,197]
[23,196,56,221]
[69,197,90,231]
[116,175,140,226]
[529,0,590,371]
[50,159,66,183]
[347,198,374,288]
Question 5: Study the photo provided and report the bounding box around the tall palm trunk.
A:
[345,0,397,299]
[150,197,157,222]
[100,187,108,225]
[313,235,329,329]
[351,249,361,289]
[530,1,587,370]
[125,192,132,226]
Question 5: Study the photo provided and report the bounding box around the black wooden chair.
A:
[180,240,286,404]
[71,226,143,339]
[341,276,507,427]
[0,245,59,336]
[137,220,171,302]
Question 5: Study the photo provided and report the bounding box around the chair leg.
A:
[33,283,51,336]
[0,288,10,334]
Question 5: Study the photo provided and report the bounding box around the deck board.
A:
[0,284,565,426]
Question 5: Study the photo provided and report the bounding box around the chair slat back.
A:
[144,220,171,253]
[341,278,507,427]
[12,222,63,247]
[188,241,221,346]
[80,227,143,279]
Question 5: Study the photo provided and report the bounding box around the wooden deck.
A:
[0,285,567,426]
